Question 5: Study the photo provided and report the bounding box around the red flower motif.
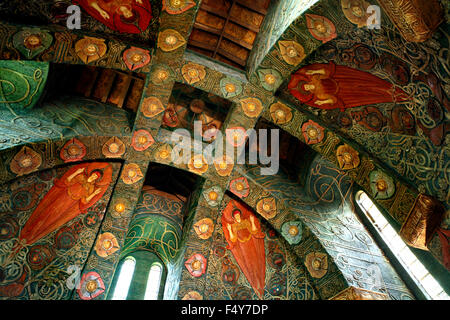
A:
[185,253,207,277]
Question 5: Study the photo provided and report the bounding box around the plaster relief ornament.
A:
[193,218,214,240]
[142,96,165,118]
[77,271,105,300]
[256,197,277,220]
[123,46,150,71]
[258,69,282,91]
[121,163,144,184]
[369,170,396,200]
[60,138,86,163]
[220,77,243,98]
[278,40,305,66]
[341,0,371,27]
[213,155,234,177]
[305,14,337,44]
[226,127,247,147]
[301,120,325,145]
[94,232,119,257]
[188,154,209,175]
[182,62,206,84]
[74,0,153,34]
[158,29,186,52]
[185,253,207,277]
[202,186,223,207]
[229,177,250,198]
[305,252,328,278]
[182,291,203,300]
[131,129,154,151]
[163,0,195,15]
[75,36,107,64]
[241,97,263,118]
[13,28,53,59]
[336,144,360,170]
[150,65,172,85]
[154,144,173,164]
[102,137,125,158]
[281,221,303,245]
[269,102,293,125]
[10,146,42,176]
[222,200,266,299]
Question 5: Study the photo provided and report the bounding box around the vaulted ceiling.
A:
[0,0,448,301]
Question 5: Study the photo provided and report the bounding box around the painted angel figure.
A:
[222,200,266,298]
[14,163,113,253]
[288,61,410,111]
[75,0,153,34]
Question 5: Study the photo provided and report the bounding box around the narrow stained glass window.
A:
[111,256,136,300]
[144,263,163,300]
[356,191,449,300]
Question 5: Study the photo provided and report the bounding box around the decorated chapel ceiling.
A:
[0,0,449,301]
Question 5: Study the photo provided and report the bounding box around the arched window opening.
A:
[356,191,448,300]
[144,262,163,300]
[111,256,136,300]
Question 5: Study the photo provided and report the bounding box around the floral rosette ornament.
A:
[226,127,247,147]
[123,46,151,71]
[121,163,144,184]
[281,221,303,245]
[131,129,154,151]
[60,138,86,163]
[220,77,243,98]
[301,120,325,145]
[256,197,277,219]
[188,154,209,175]
[369,170,395,199]
[158,29,186,52]
[111,198,130,218]
[27,245,54,270]
[10,146,42,176]
[336,144,360,170]
[229,177,249,198]
[12,28,53,59]
[163,0,195,14]
[278,40,305,66]
[182,291,203,300]
[150,64,172,85]
[270,102,293,125]
[304,252,328,278]
[77,271,105,300]
[202,186,223,207]
[102,137,125,158]
[182,62,206,84]
[154,144,173,164]
[94,232,119,258]
[75,36,107,64]
[213,155,234,176]
[306,14,337,44]
[185,253,207,277]
[142,96,165,118]
[193,218,214,240]
[241,97,263,118]
[258,69,282,91]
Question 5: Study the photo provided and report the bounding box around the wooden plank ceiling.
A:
[187,0,272,70]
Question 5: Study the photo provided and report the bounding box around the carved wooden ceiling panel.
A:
[187,0,271,70]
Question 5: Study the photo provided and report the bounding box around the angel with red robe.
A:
[222,200,266,299]
[75,0,153,34]
[13,163,113,256]
[288,61,411,111]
